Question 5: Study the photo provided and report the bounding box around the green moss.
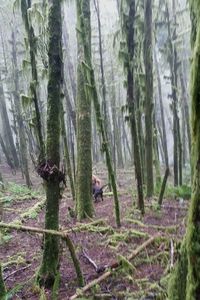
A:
[0,263,6,299]
[168,239,188,300]
[76,0,93,220]
[37,0,62,288]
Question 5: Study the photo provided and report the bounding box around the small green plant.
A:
[165,184,191,200]
[0,183,41,207]
[0,232,13,245]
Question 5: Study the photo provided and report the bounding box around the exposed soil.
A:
[0,163,189,299]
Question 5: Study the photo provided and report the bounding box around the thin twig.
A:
[4,265,31,281]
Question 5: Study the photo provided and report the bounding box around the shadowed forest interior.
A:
[0,0,199,299]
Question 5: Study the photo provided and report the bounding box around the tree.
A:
[37,0,62,287]
[168,1,200,298]
[77,0,121,226]
[165,1,181,186]
[144,0,154,197]
[76,0,93,220]
[0,70,19,170]
[120,0,144,214]
[20,0,45,162]
[11,27,31,187]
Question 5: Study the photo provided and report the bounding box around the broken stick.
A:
[70,235,159,300]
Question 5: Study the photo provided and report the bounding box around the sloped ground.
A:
[0,163,189,299]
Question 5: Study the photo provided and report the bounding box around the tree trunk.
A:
[61,104,75,202]
[0,134,15,170]
[121,0,144,214]
[180,68,191,159]
[168,2,200,298]
[77,0,121,226]
[11,28,31,188]
[0,263,6,299]
[166,2,180,186]
[144,0,154,197]
[158,167,169,206]
[111,65,124,169]
[0,71,19,170]
[37,0,62,287]
[154,50,169,169]
[76,0,93,220]
[21,0,45,162]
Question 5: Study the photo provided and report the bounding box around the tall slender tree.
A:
[20,0,45,162]
[11,27,31,187]
[0,71,19,170]
[144,0,154,197]
[120,0,144,214]
[165,1,181,186]
[76,0,93,220]
[37,0,62,287]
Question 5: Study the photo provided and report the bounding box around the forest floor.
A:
[0,163,190,300]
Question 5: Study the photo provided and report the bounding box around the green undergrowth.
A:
[0,182,42,206]
[155,182,191,200]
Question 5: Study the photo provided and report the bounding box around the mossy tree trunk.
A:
[61,103,75,202]
[154,49,169,170]
[0,71,19,170]
[111,70,124,169]
[21,0,45,162]
[76,0,93,220]
[37,0,62,287]
[166,1,181,186]
[168,1,200,298]
[120,0,144,214]
[93,0,114,168]
[77,0,121,226]
[180,68,191,159]
[144,0,154,197]
[11,28,31,188]
[0,263,6,300]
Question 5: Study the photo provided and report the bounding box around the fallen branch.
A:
[70,235,159,300]
[0,222,84,287]
[82,249,108,273]
[4,265,31,281]
[125,218,179,232]
[0,219,108,237]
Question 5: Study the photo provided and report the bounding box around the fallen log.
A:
[0,222,84,287]
[70,235,159,300]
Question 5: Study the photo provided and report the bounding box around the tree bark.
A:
[168,2,200,298]
[21,0,45,162]
[0,71,19,170]
[76,0,93,220]
[11,28,31,188]
[144,0,154,197]
[121,0,144,214]
[37,0,62,287]
[154,50,169,169]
